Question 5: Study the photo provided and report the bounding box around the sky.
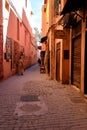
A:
[30,0,44,32]
[10,0,44,32]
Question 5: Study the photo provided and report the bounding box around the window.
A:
[5,0,9,11]
[54,0,61,15]
[17,19,19,40]
[25,30,27,45]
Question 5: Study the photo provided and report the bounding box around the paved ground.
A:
[0,64,87,130]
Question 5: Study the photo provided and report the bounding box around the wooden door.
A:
[56,43,60,81]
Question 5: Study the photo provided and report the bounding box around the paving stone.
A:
[0,64,87,130]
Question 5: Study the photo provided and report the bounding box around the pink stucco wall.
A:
[3,2,37,79]
[0,0,3,80]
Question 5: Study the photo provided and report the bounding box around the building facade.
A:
[0,0,3,80]
[61,0,87,94]
[41,0,87,95]
[0,0,37,80]
[41,0,70,83]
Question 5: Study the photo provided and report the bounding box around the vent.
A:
[20,95,40,102]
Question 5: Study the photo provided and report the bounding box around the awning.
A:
[58,16,64,26]
[61,0,83,15]
[40,36,47,43]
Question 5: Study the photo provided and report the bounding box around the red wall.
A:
[0,0,3,80]
[3,7,37,79]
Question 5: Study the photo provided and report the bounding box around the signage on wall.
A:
[64,50,69,59]
[54,30,66,39]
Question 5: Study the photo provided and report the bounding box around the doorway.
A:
[71,35,81,88]
[56,43,60,81]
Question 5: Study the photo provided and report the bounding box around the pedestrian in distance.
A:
[17,56,24,75]
[38,58,41,65]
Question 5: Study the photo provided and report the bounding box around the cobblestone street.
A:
[0,64,87,130]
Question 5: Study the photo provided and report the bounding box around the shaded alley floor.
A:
[0,64,87,130]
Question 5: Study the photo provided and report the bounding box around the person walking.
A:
[17,56,24,75]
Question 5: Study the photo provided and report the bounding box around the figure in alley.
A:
[17,56,24,75]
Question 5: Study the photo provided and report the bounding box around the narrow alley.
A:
[0,64,87,130]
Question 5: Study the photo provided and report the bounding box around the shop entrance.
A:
[71,35,81,88]
[84,31,87,94]
[56,43,60,81]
